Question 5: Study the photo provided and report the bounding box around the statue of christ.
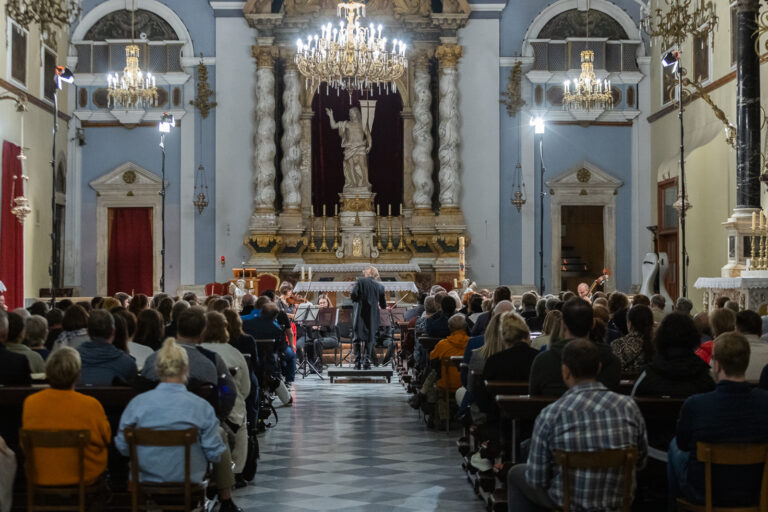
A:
[325,107,373,191]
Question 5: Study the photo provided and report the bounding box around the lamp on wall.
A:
[530,116,546,295]
[158,112,174,292]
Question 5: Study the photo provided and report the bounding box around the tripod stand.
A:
[295,305,323,379]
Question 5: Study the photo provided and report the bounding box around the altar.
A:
[241,0,472,290]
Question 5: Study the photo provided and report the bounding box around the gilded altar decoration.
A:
[295,1,408,92]
[435,44,462,68]
[190,56,217,119]
[500,62,526,117]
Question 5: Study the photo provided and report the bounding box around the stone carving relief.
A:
[281,64,303,209]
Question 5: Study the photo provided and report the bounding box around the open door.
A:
[107,207,153,296]
[657,179,679,301]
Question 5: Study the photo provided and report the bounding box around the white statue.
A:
[325,107,372,191]
[229,279,248,311]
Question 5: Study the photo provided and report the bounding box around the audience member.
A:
[674,297,694,316]
[405,293,427,322]
[467,295,484,326]
[26,301,48,317]
[127,293,149,317]
[475,312,538,417]
[113,309,149,371]
[415,296,436,336]
[6,312,44,373]
[693,312,713,345]
[593,297,609,309]
[714,296,729,309]
[735,310,768,381]
[650,294,667,325]
[241,302,292,405]
[696,307,736,364]
[605,292,630,343]
[134,309,166,351]
[421,314,470,424]
[529,298,621,396]
[531,310,562,351]
[471,286,512,336]
[91,296,104,310]
[76,310,137,386]
[53,305,90,350]
[507,339,647,512]
[165,300,190,339]
[611,304,655,376]
[157,297,174,324]
[114,292,130,307]
[592,304,610,324]
[24,315,49,360]
[724,300,740,313]
[462,309,507,406]
[577,282,591,302]
[111,313,129,355]
[526,298,547,332]
[182,292,199,306]
[0,310,31,385]
[115,339,241,511]
[426,296,456,339]
[632,294,650,307]
[519,292,538,323]
[56,299,74,311]
[200,312,251,475]
[75,301,92,313]
[45,308,64,350]
[101,297,121,311]
[633,313,715,397]
[668,333,768,508]
[22,347,111,485]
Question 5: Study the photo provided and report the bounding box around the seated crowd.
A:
[0,288,304,512]
[400,285,768,511]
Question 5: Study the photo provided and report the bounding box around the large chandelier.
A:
[107,3,157,109]
[5,0,80,36]
[295,1,407,92]
[563,8,612,112]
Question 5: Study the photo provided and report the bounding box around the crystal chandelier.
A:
[107,2,157,109]
[642,0,717,51]
[295,0,407,92]
[563,8,612,112]
[5,0,80,36]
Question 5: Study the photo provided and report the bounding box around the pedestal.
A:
[721,207,761,277]
[695,273,768,312]
[336,191,378,259]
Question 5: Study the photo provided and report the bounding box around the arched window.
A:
[530,8,638,73]
[74,9,182,75]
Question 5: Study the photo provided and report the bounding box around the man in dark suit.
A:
[351,266,386,370]
[242,302,285,377]
[0,309,31,385]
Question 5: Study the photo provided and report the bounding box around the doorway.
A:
[107,207,154,296]
[561,205,605,292]
[657,178,679,301]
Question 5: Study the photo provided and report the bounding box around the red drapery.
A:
[108,207,153,296]
[0,141,24,309]
[311,86,404,214]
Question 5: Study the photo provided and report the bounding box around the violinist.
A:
[278,282,306,319]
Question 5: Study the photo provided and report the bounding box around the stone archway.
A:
[546,161,623,293]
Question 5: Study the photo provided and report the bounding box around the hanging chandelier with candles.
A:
[107,2,157,109]
[563,8,613,112]
[295,0,407,92]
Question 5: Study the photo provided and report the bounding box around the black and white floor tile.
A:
[232,375,485,511]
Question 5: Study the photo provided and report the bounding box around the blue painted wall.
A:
[79,126,181,294]
[194,88,216,285]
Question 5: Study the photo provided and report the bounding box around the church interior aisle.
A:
[232,377,485,511]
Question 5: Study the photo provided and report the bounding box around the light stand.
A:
[50,66,74,308]
[531,116,546,295]
[663,50,688,297]
[158,113,174,293]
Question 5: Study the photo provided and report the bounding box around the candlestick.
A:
[320,214,329,251]
[458,236,466,283]
[753,212,757,231]
[388,204,392,217]
[397,215,406,251]
[376,213,384,251]
[399,203,403,216]
[309,214,317,251]
[308,267,312,280]
[323,204,326,217]
[453,278,458,288]
[386,216,394,251]
[301,266,305,280]
[332,216,339,251]
[335,203,338,216]
[377,204,380,216]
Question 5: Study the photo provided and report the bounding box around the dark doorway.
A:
[657,178,679,301]
[561,205,604,292]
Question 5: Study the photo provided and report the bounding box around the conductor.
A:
[351,266,387,370]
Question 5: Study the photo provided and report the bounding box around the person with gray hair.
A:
[76,309,137,386]
[164,299,190,339]
[674,297,694,316]
[351,265,386,370]
[6,312,45,373]
[0,309,31,385]
[24,315,50,360]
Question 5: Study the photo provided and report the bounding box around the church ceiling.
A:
[537,9,628,40]
[84,9,179,41]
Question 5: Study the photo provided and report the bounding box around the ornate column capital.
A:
[252,45,277,67]
[279,47,298,69]
[411,47,434,68]
[435,44,463,68]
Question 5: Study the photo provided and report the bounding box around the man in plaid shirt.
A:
[507,338,648,511]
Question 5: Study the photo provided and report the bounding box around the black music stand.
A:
[295,305,323,379]
[336,308,355,366]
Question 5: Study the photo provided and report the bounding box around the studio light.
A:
[158,113,174,133]
[530,116,545,135]
[54,66,74,87]
[661,49,680,71]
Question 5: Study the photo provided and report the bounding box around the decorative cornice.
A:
[435,44,463,68]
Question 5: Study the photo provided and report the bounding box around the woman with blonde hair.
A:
[200,312,250,476]
[531,310,562,351]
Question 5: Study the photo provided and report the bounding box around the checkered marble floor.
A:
[232,374,486,512]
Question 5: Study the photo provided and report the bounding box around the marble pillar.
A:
[281,58,303,211]
[252,45,277,215]
[435,44,463,210]
[736,0,761,209]
[411,49,434,211]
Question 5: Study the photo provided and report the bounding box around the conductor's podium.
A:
[328,367,393,384]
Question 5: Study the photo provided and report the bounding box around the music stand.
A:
[336,308,355,366]
[295,305,323,379]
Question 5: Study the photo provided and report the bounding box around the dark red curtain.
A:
[0,141,23,309]
[311,86,404,214]
[108,207,153,296]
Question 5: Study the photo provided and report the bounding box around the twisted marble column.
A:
[435,44,462,209]
[411,49,434,210]
[735,0,761,209]
[253,46,277,211]
[281,60,302,210]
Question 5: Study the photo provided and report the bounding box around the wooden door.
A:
[107,207,154,296]
[657,179,679,301]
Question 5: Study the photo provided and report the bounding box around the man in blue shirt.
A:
[668,332,768,509]
[77,310,137,386]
